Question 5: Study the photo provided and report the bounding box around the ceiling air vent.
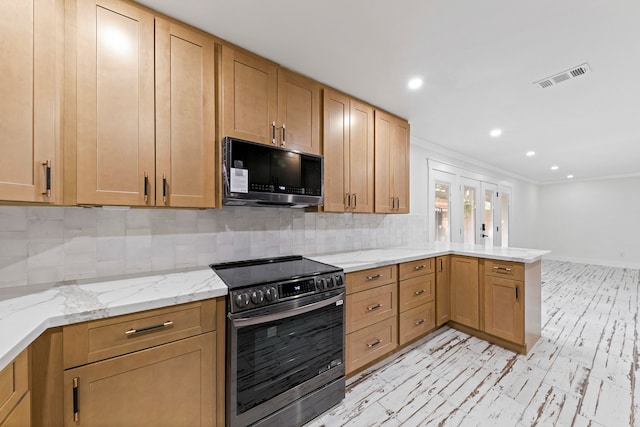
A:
[533,63,591,89]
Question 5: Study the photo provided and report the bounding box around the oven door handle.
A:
[231,293,345,327]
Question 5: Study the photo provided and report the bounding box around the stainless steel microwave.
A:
[222,137,324,208]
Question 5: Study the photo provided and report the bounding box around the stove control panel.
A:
[230,271,345,312]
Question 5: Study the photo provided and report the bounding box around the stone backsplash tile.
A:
[0,205,429,288]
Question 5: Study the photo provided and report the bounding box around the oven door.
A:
[227,290,345,427]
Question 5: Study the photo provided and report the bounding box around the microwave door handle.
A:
[231,293,344,327]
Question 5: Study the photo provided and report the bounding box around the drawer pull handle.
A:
[493,266,512,273]
[367,303,383,311]
[414,265,425,270]
[73,377,79,422]
[367,339,382,348]
[414,289,425,296]
[415,319,425,326]
[366,274,382,281]
[125,321,173,336]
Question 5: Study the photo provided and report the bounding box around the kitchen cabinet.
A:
[435,255,451,326]
[0,0,62,204]
[74,0,156,206]
[482,259,541,352]
[221,46,321,154]
[155,18,216,208]
[323,89,375,213]
[345,265,398,374]
[0,349,29,427]
[71,0,216,207]
[398,258,435,345]
[374,110,410,213]
[450,256,479,329]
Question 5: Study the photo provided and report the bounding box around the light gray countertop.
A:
[0,243,548,372]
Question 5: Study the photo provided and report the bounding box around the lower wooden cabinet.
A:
[0,350,29,427]
[63,333,215,426]
[450,256,479,329]
[399,303,435,345]
[435,255,450,326]
[484,276,524,344]
[346,317,397,374]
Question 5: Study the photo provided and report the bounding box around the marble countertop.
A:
[310,244,549,273]
[0,268,227,373]
[0,243,548,372]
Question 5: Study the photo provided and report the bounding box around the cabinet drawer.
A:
[0,392,30,427]
[399,303,435,346]
[0,350,28,425]
[346,265,397,294]
[399,274,434,312]
[346,317,397,374]
[346,284,397,334]
[63,299,216,369]
[484,259,524,281]
[399,258,434,280]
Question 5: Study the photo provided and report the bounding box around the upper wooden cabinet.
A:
[374,111,410,213]
[71,0,216,207]
[323,89,374,213]
[221,46,321,154]
[155,18,216,208]
[0,0,62,204]
[74,0,156,206]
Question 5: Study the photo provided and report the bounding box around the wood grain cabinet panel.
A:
[399,274,434,313]
[399,258,434,280]
[155,18,216,208]
[484,276,524,344]
[346,317,397,374]
[346,284,397,334]
[374,110,410,213]
[399,303,435,346]
[450,256,479,329]
[484,259,525,281]
[323,89,374,213]
[0,392,30,427]
[75,0,155,206]
[435,255,451,327]
[0,349,29,426]
[277,69,321,154]
[63,333,215,427]
[346,265,397,294]
[0,0,61,203]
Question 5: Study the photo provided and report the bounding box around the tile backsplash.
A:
[0,205,428,289]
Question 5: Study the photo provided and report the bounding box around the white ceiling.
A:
[136,0,640,184]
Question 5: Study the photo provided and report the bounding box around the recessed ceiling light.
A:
[489,129,502,137]
[567,174,574,179]
[526,151,535,157]
[551,165,559,170]
[408,77,423,90]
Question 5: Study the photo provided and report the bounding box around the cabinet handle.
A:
[367,339,382,348]
[366,274,382,281]
[414,289,425,296]
[439,259,443,272]
[415,319,425,326]
[162,174,168,203]
[73,377,79,422]
[353,193,357,208]
[125,320,173,336]
[143,172,149,202]
[42,160,52,197]
[515,285,519,301]
[346,193,351,209]
[272,121,276,145]
[281,123,286,146]
[493,266,512,273]
[367,303,383,311]
[414,264,426,271]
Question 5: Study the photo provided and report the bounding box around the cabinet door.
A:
[322,89,349,212]
[450,256,479,329]
[277,69,321,154]
[392,118,410,213]
[484,276,524,344]
[0,0,60,203]
[76,0,155,206]
[221,46,277,145]
[374,110,393,213]
[155,18,215,208]
[63,333,215,427]
[349,99,374,213]
[435,256,450,326]
[0,392,30,427]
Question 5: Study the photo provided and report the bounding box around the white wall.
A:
[538,176,640,268]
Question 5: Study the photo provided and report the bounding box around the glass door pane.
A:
[480,182,497,247]
[500,191,510,248]
[435,182,450,242]
[463,185,476,244]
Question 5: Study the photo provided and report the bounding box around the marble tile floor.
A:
[305,260,640,427]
